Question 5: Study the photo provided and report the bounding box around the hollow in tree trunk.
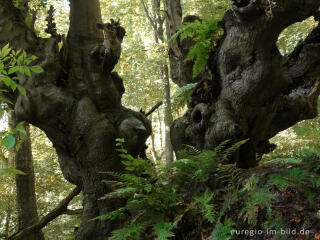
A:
[170,0,320,168]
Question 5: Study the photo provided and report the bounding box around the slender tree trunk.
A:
[160,64,174,163]
[4,210,12,238]
[141,0,174,163]
[13,119,44,240]
[158,110,163,150]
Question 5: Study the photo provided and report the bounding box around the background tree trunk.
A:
[12,120,44,240]
[170,0,320,168]
[141,0,174,163]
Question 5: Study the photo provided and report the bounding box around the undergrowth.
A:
[96,139,320,240]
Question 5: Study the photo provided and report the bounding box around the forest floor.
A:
[206,151,320,240]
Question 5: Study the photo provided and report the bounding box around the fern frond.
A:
[240,188,275,226]
[108,222,145,240]
[194,190,216,223]
[153,221,176,240]
[171,83,197,111]
[100,187,137,200]
[268,168,309,190]
[183,144,202,155]
[211,218,235,240]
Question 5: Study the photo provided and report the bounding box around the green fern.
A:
[193,190,216,223]
[240,176,275,226]
[98,139,247,239]
[171,18,223,78]
[240,174,259,193]
[211,218,235,240]
[265,157,302,165]
[263,214,288,240]
[294,148,320,172]
[268,168,309,191]
[153,221,176,240]
[108,222,145,240]
[171,83,197,111]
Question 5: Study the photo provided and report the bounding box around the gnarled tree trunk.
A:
[1,0,151,239]
[171,0,320,168]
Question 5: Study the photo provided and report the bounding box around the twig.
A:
[146,101,163,116]
[8,186,82,240]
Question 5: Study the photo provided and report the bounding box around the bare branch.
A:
[146,101,163,117]
[282,24,320,91]
[140,0,162,41]
[65,208,83,215]
[8,186,82,240]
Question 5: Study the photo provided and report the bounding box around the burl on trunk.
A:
[1,0,150,239]
[170,0,320,168]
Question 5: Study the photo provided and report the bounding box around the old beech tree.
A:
[1,0,320,239]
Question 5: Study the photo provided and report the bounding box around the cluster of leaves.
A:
[0,43,43,174]
[95,139,247,240]
[171,17,223,78]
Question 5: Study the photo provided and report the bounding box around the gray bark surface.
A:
[171,0,320,168]
[1,0,151,239]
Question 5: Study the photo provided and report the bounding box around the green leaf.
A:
[1,43,11,58]
[17,85,26,96]
[2,76,12,87]
[24,67,31,77]
[30,65,44,73]
[3,134,15,150]
[0,168,26,175]
[8,66,19,75]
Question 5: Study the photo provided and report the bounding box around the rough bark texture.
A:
[1,0,151,239]
[13,122,44,240]
[171,0,320,168]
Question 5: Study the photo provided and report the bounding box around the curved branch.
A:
[8,186,82,240]
[271,81,320,137]
[282,24,320,90]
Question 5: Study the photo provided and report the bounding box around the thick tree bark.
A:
[1,0,151,239]
[13,121,44,240]
[171,0,320,168]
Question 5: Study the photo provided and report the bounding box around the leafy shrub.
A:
[0,43,43,174]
